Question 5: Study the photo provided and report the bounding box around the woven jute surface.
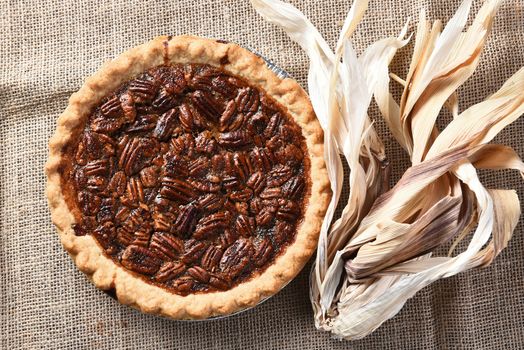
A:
[1,0,523,349]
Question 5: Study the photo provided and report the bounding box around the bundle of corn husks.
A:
[251,0,524,340]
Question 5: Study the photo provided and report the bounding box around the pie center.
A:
[62,63,310,295]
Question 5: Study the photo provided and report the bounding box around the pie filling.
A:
[61,63,310,295]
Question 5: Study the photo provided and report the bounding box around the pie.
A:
[46,35,330,319]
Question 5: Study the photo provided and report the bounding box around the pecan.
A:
[115,206,130,224]
[117,134,130,154]
[235,215,255,237]
[92,222,116,249]
[223,152,234,174]
[153,108,178,141]
[264,113,282,138]
[212,76,238,98]
[235,202,249,216]
[84,159,109,177]
[220,238,253,278]
[100,96,122,117]
[253,238,274,267]
[246,172,266,195]
[153,195,171,211]
[121,245,162,275]
[155,261,186,283]
[139,166,159,187]
[274,221,293,245]
[195,132,217,154]
[236,87,259,117]
[171,276,195,294]
[251,147,274,172]
[280,123,301,142]
[182,239,208,264]
[188,157,209,177]
[191,90,224,122]
[152,89,177,111]
[211,154,225,172]
[189,66,220,90]
[229,188,253,202]
[154,66,186,94]
[284,176,305,200]
[75,141,88,165]
[134,229,151,247]
[222,175,241,190]
[187,266,210,283]
[219,100,243,132]
[172,204,198,236]
[246,118,265,143]
[190,73,213,91]
[260,94,278,115]
[124,177,145,204]
[82,131,116,159]
[150,232,184,260]
[218,130,252,149]
[223,199,237,213]
[86,176,107,193]
[201,246,224,272]
[208,273,231,290]
[190,179,221,193]
[143,187,157,204]
[276,199,300,222]
[96,197,115,224]
[121,207,148,233]
[193,211,231,240]
[116,227,134,246]
[259,186,282,200]
[219,229,239,247]
[197,193,224,212]
[107,171,126,197]
[253,134,265,147]
[73,219,90,236]
[170,133,195,156]
[160,177,196,203]
[119,137,157,175]
[249,197,263,215]
[233,152,252,180]
[127,114,158,133]
[78,191,101,216]
[152,212,173,232]
[178,103,193,131]
[204,175,220,186]
[267,165,293,187]
[120,93,137,123]
[128,77,158,103]
[266,135,283,151]
[91,115,125,134]
[256,206,276,227]
[164,153,189,177]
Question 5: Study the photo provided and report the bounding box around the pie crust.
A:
[46,35,330,319]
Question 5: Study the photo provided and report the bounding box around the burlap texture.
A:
[1,0,523,349]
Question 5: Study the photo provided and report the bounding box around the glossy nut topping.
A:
[64,63,309,295]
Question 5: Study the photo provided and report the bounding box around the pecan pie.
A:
[46,36,330,319]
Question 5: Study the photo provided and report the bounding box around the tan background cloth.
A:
[1,0,523,349]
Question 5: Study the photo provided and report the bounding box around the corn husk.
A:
[251,0,524,340]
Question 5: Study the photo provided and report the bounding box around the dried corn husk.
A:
[251,0,524,341]
[251,0,407,324]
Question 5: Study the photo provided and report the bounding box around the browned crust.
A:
[45,35,331,319]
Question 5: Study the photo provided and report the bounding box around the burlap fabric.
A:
[1,0,523,349]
